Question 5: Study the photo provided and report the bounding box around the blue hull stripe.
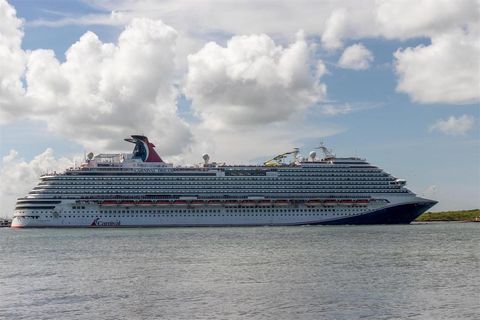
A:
[307,201,437,225]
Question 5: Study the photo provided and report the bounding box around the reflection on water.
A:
[1,223,479,320]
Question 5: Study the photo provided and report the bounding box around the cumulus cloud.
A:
[377,0,479,105]
[0,149,72,218]
[338,43,373,70]
[28,18,193,154]
[0,0,26,122]
[185,32,326,129]
[429,114,476,136]
[376,0,478,39]
[0,0,193,155]
[394,28,480,104]
[321,9,349,50]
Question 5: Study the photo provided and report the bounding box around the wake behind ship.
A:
[11,135,437,228]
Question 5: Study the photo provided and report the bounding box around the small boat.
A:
[207,200,222,206]
[155,201,171,206]
[173,200,188,206]
[258,200,272,206]
[224,200,239,207]
[275,200,290,206]
[339,200,354,206]
[100,201,117,207]
[356,200,369,206]
[241,200,256,207]
[190,200,205,207]
[305,199,323,206]
[323,200,337,206]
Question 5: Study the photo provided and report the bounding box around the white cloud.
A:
[318,104,353,116]
[376,0,478,39]
[429,114,476,136]
[28,10,131,28]
[0,0,193,155]
[0,149,72,218]
[0,0,26,122]
[321,9,349,50]
[15,0,480,107]
[395,28,480,104]
[338,43,373,70]
[185,32,326,130]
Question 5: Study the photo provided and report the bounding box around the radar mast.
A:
[316,142,335,159]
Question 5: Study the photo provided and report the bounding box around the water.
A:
[1,223,479,320]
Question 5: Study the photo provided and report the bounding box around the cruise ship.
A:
[11,135,437,228]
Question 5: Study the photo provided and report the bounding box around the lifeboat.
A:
[173,200,188,206]
[258,200,272,206]
[120,201,135,207]
[241,200,256,207]
[224,200,239,207]
[356,199,369,206]
[305,199,323,207]
[339,200,354,206]
[275,200,290,206]
[155,201,171,206]
[190,200,205,207]
[138,201,153,206]
[101,201,117,207]
[207,200,222,206]
[323,200,337,206]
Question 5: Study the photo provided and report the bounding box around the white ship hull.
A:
[11,196,436,228]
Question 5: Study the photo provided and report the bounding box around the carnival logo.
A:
[90,218,121,227]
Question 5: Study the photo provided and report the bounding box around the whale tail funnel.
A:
[124,135,163,163]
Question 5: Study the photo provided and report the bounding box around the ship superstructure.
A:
[11,135,437,227]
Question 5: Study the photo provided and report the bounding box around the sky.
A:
[0,0,479,216]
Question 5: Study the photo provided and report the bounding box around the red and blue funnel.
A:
[124,135,163,163]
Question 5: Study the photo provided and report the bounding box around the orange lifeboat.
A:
[323,200,337,206]
[306,199,323,207]
[356,199,369,206]
[173,200,188,206]
[339,200,354,206]
[258,200,272,206]
[101,201,117,207]
[190,200,205,207]
[275,200,290,206]
[155,201,171,206]
[224,200,238,207]
[241,200,256,207]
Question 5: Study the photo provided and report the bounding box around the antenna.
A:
[316,141,335,158]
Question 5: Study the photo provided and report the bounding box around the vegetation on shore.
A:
[416,209,480,222]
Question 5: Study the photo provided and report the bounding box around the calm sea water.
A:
[1,223,479,320]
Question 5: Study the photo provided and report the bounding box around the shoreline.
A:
[416,209,480,222]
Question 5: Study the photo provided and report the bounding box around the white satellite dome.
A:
[202,153,210,164]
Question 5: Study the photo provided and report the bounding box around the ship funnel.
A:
[125,135,163,163]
